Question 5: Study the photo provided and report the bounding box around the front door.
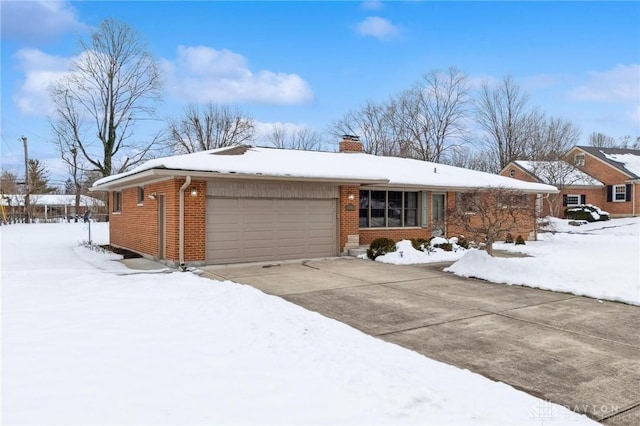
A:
[432,193,446,237]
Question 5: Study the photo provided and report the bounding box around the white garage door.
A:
[206,197,338,264]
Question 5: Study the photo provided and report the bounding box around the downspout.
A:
[179,176,191,270]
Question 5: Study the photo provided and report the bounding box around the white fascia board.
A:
[90,168,389,191]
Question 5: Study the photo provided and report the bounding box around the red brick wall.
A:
[339,185,360,251]
[183,179,206,262]
[109,178,206,264]
[500,165,538,183]
[359,228,432,246]
[339,140,363,153]
[445,191,537,243]
[568,147,638,216]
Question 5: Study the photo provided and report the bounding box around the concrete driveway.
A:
[202,257,640,425]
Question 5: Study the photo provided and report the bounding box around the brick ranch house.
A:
[501,146,639,218]
[91,137,557,266]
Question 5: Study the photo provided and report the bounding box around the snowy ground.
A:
[375,217,640,306]
[0,222,597,425]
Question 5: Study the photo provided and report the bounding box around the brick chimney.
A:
[339,135,363,153]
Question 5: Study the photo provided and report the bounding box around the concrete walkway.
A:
[202,257,640,425]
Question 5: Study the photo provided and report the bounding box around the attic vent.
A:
[211,145,250,156]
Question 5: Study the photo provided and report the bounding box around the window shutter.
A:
[562,194,568,206]
[626,184,633,202]
[607,185,613,202]
[580,194,586,204]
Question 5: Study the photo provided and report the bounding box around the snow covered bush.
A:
[564,204,610,222]
[366,237,396,260]
[454,235,470,249]
[515,235,526,245]
[410,238,429,251]
[504,233,514,243]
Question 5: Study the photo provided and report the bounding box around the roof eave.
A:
[90,168,390,191]
[367,182,559,194]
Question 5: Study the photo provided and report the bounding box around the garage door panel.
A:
[244,232,275,244]
[206,197,337,264]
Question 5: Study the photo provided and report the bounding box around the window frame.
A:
[565,194,580,206]
[113,191,122,213]
[137,186,145,205]
[359,190,420,228]
[613,185,627,202]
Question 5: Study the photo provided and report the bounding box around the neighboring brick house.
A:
[500,160,604,218]
[91,136,557,266]
[502,146,639,218]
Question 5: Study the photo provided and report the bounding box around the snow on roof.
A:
[514,161,603,186]
[1,194,104,207]
[602,152,640,179]
[94,146,558,193]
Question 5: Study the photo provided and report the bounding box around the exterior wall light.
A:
[190,188,198,197]
[148,192,157,200]
[348,193,355,201]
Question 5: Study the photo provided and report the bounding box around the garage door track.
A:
[202,257,640,425]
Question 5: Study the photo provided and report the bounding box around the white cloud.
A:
[163,45,314,105]
[354,16,401,40]
[569,64,640,103]
[1,0,89,41]
[361,1,384,10]
[13,49,72,116]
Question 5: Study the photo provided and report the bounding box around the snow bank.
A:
[445,218,640,305]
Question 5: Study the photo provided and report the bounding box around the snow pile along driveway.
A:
[445,217,640,305]
[0,222,597,425]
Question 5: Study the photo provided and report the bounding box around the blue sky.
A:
[1,0,639,185]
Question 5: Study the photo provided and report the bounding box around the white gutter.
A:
[179,175,191,270]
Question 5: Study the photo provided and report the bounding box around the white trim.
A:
[566,194,580,206]
[613,184,627,202]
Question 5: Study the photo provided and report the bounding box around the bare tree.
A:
[444,146,497,172]
[331,99,401,155]
[51,18,163,178]
[0,171,19,194]
[528,161,587,217]
[166,103,255,154]
[447,187,534,256]
[588,132,618,148]
[618,135,640,149]
[265,125,324,151]
[475,75,537,172]
[395,67,470,162]
[527,116,582,161]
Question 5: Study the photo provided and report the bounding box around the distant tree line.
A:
[11,17,629,208]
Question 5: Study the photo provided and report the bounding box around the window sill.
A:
[359,226,422,230]
[112,211,122,215]
[137,203,144,207]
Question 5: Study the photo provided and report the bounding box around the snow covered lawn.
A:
[372,217,639,306]
[446,217,640,305]
[0,222,596,425]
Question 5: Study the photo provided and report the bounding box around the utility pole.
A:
[21,136,30,223]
